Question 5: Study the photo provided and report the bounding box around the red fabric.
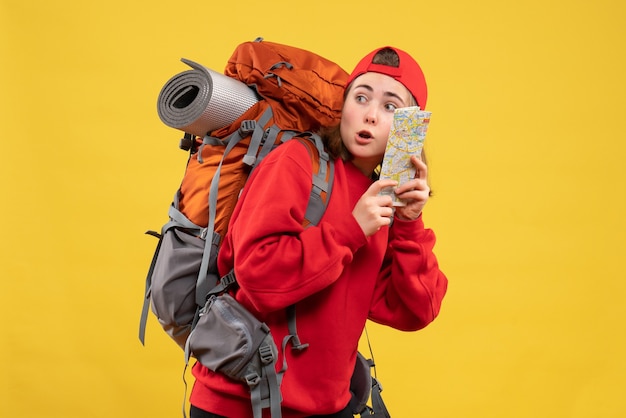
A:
[190,140,447,417]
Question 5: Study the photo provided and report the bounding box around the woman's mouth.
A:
[356,130,373,144]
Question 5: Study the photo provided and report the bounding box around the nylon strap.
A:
[250,381,263,418]
[164,203,206,236]
[243,107,274,166]
[248,338,283,418]
[138,232,164,345]
[254,124,279,165]
[195,107,274,307]
[195,128,248,306]
[286,305,309,351]
[300,133,334,227]
[370,378,391,417]
[253,129,300,175]
[265,358,282,418]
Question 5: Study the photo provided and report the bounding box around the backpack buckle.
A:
[239,120,256,135]
[245,372,261,387]
[259,344,274,364]
[220,271,237,288]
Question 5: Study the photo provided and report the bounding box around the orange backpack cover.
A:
[177,39,349,240]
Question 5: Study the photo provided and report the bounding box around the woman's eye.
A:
[384,103,397,112]
[356,95,367,103]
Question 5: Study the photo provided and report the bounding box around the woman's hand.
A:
[394,155,430,221]
[353,179,397,237]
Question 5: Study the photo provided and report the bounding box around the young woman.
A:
[189,46,448,418]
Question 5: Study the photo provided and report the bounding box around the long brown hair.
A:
[320,48,430,183]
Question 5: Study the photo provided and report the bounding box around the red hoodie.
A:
[190,139,448,417]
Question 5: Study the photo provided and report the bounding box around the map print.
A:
[379,106,432,206]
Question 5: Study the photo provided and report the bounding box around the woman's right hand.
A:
[352,179,397,237]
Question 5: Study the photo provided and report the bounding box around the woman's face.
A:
[340,72,412,176]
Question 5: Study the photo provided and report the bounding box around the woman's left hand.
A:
[394,155,430,221]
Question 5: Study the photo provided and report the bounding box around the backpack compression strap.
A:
[249,337,282,418]
[194,109,269,307]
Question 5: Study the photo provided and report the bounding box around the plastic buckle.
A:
[239,120,256,135]
[259,344,274,364]
[220,271,236,288]
[245,372,261,387]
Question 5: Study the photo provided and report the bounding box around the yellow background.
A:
[2,0,625,416]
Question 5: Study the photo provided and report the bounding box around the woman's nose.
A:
[364,107,378,124]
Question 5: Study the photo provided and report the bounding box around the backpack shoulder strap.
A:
[279,134,334,355]
[294,133,334,227]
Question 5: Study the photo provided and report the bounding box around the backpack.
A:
[139,37,390,418]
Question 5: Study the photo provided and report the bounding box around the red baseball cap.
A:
[345,46,428,110]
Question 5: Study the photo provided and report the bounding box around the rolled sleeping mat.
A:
[157,58,260,137]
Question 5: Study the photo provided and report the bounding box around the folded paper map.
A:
[379,106,432,206]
